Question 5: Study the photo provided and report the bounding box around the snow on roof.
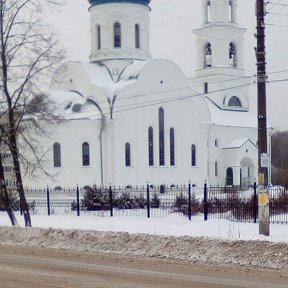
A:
[206,98,258,128]
[222,138,256,149]
[49,90,101,120]
[80,61,148,98]
[120,60,148,81]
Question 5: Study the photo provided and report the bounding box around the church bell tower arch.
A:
[192,0,251,111]
[196,0,245,71]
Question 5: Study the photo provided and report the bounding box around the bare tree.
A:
[0,150,18,226]
[0,0,64,227]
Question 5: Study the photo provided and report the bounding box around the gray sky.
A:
[47,0,288,131]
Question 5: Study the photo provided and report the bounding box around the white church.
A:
[24,0,271,189]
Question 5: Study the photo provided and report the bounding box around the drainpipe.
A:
[99,115,105,186]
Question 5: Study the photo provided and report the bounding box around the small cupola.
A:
[88,0,152,63]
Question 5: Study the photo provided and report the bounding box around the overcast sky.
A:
[46,0,288,131]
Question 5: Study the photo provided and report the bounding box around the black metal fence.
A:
[2,183,288,224]
[205,184,258,223]
[205,184,288,224]
[17,184,201,220]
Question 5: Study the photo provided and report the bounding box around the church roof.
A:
[80,60,148,98]
[49,90,102,120]
[222,138,257,149]
[49,59,152,119]
[205,98,258,128]
[88,0,150,7]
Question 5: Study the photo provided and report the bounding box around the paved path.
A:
[0,246,288,288]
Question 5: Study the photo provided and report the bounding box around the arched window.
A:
[191,144,196,167]
[226,167,233,185]
[135,24,140,49]
[206,1,211,22]
[159,108,165,166]
[170,128,175,166]
[205,43,212,68]
[228,96,241,107]
[82,142,90,166]
[53,143,61,167]
[229,42,237,67]
[97,24,101,50]
[148,127,154,166]
[114,22,121,48]
[125,143,131,167]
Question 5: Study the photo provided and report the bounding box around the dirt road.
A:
[0,246,288,288]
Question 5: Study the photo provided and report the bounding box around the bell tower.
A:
[195,0,245,73]
[192,0,251,111]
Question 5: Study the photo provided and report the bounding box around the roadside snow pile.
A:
[1,213,288,243]
[0,226,288,271]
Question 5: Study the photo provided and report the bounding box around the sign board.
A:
[261,153,269,168]
[258,193,269,206]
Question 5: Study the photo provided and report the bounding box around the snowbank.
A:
[0,212,287,243]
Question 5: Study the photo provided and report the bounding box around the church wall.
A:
[23,119,102,189]
[103,59,211,188]
[207,125,258,185]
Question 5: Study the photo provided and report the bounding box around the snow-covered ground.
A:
[0,211,287,243]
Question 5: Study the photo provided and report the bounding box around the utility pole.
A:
[256,0,269,236]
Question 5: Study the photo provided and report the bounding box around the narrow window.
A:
[229,1,233,22]
[229,42,237,67]
[148,127,154,166]
[215,161,218,177]
[159,108,165,166]
[206,1,211,22]
[191,144,196,167]
[125,143,131,167]
[53,143,61,167]
[114,22,121,48]
[97,25,101,50]
[170,128,175,166]
[82,142,90,166]
[205,43,212,68]
[226,167,234,185]
[204,82,208,94]
[135,24,140,49]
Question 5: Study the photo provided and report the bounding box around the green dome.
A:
[88,0,150,7]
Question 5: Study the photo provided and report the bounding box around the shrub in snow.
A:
[173,192,202,215]
[150,193,160,208]
[270,189,288,215]
[114,192,147,209]
[82,186,111,211]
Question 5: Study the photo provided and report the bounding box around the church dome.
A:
[88,0,151,7]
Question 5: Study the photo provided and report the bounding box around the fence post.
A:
[188,181,192,221]
[204,181,208,221]
[76,185,80,216]
[47,186,50,216]
[109,185,113,217]
[146,183,150,218]
[253,181,257,224]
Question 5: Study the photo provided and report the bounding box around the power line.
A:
[266,1,288,7]
[266,11,288,17]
